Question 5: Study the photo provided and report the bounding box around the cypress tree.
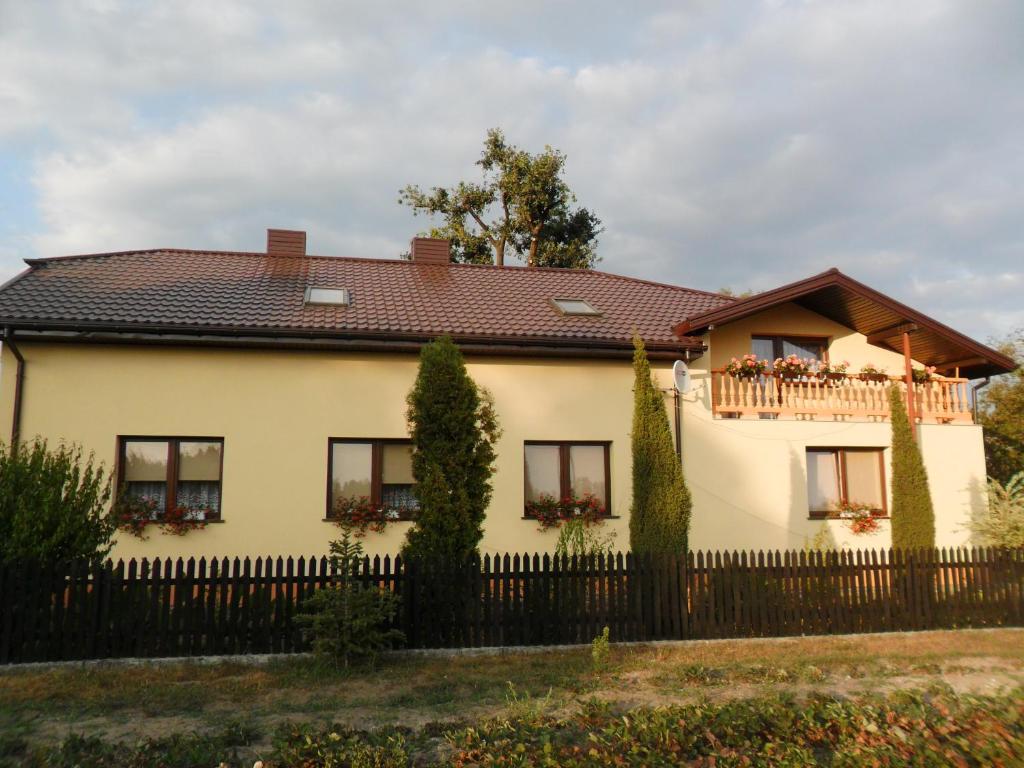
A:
[888,385,936,549]
[629,334,692,554]
[402,336,499,564]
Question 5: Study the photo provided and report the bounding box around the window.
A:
[752,335,828,364]
[119,438,223,520]
[806,448,886,518]
[328,439,417,519]
[305,287,350,305]
[524,441,611,514]
[552,298,600,316]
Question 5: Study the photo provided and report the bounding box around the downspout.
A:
[901,330,917,440]
[4,327,24,449]
[971,377,991,424]
[674,389,682,461]
[673,345,701,463]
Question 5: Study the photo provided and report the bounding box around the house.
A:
[0,230,1014,557]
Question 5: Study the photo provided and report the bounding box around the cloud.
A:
[3,0,1023,341]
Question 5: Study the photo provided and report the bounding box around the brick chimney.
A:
[409,237,450,264]
[267,228,306,257]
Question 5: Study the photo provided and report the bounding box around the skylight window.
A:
[553,298,600,316]
[305,287,350,306]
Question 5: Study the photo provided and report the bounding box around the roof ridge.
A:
[25,248,176,266]
[24,247,730,299]
[588,268,736,300]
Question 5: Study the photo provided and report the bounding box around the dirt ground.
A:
[2,628,1022,753]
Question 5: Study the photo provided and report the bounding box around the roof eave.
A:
[674,268,1016,377]
[0,321,705,361]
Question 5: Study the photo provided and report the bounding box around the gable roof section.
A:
[674,268,1016,378]
[0,249,730,358]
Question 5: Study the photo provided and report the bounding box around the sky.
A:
[1,0,1022,343]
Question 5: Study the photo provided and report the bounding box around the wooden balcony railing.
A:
[710,371,973,423]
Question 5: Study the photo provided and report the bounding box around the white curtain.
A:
[807,451,839,512]
[845,451,884,509]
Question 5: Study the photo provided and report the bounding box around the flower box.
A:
[816,360,849,385]
[818,372,848,385]
[835,502,885,535]
[859,372,889,383]
[858,364,888,383]
[725,354,769,379]
[525,493,607,530]
[773,354,815,382]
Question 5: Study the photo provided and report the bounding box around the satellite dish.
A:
[672,360,691,394]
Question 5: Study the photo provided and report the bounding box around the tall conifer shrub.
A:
[888,385,936,549]
[629,335,692,554]
[402,336,499,563]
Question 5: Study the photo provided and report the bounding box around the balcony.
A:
[710,371,973,424]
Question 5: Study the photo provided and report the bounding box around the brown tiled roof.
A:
[0,249,730,352]
[676,268,1016,378]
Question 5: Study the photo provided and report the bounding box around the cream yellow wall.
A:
[0,344,15,449]
[675,359,987,552]
[0,342,646,559]
[690,302,985,550]
[917,423,987,548]
[0,330,989,560]
[708,301,915,374]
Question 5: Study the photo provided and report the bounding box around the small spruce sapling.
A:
[297,528,404,667]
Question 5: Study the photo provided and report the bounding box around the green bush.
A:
[970,471,1024,548]
[888,386,936,550]
[297,529,404,668]
[402,336,500,564]
[629,335,691,555]
[0,439,115,564]
[591,626,611,673]
[978,328,1023,483]
[554,517,617,558]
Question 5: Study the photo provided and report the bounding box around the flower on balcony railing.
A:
[773,354,815,380]
[114,491,210,539]
[858,363,889,382]
[834,501,885,535]
[525,493,607,530]
[911,366,938,384]
[724,354,769,379]
[817,359,850,377]
[330,495,407,537]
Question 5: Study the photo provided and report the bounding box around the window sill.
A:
[809,514,889,521]
[521,515,620,521]
[322,517,416,523]
[147,517,224,524]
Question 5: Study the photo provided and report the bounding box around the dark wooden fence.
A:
[1,547,1022,664]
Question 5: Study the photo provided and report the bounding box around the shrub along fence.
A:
[1,547,1022,664]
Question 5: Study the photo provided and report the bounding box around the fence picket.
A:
[0,546,1022,664]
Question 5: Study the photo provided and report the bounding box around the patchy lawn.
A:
[1,628,1023,765]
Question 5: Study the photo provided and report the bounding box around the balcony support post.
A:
[902,330,917,439]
